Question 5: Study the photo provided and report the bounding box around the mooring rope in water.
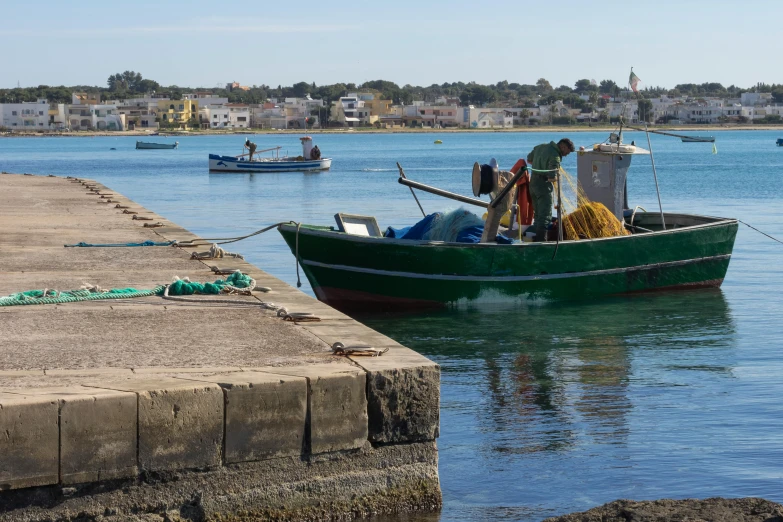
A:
[175,221,296,247]
[295,222,303,288]
[739,220,783,245]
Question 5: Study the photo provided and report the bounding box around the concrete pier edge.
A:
[0,173,441,521]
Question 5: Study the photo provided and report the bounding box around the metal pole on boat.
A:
[488,166,527,208]
[557,168,563,241]
[397,163,427,217]
[551,168,563,260]
[644,123,666,230]
[398,176,488,209]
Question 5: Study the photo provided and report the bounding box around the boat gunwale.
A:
[278,214,738,249]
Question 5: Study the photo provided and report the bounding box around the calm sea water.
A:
[2,130,783,521]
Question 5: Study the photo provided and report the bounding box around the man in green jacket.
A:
[245,139,257,161]
[526,138,575,241]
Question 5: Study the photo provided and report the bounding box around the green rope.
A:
[64,240,176,247]
[0,286,165,306]
[167,272,253,295]
[0,272,255,307]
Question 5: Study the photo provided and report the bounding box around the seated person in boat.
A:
[244,139,257,160]
[527,138,575,241]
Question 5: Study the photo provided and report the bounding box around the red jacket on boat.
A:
[509,159,533,226]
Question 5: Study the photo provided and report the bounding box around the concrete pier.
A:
[0,173,440,521]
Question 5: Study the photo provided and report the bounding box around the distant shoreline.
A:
[2,124,781,138]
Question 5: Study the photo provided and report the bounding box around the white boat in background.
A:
[136,141,179,149]
[208,136,332,173]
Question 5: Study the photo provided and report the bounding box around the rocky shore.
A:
[544,498,783,522]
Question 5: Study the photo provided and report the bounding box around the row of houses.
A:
[329,93,516,128]
[0,93,126,132]
[2,90,782,132]
[0,91,325,131]
[330,91,783,128]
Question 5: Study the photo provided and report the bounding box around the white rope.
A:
[81,283,108,293]
[629,206,647,226]
[276,308,321,323]
[173,221,295,247]
[295,222,303,288]
[331,342,389,357]
[190,243,244,260]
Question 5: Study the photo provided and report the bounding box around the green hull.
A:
[279,213,737,312]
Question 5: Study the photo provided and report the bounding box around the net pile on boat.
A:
[561,201,629,240]
[558,168,630,241]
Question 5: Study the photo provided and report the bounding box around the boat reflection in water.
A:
[363,288,735,456]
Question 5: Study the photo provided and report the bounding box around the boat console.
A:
[578,134,649,220]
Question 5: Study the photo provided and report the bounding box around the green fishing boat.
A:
[278,135,737,312]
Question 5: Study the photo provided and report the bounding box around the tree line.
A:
[3,71,783,110]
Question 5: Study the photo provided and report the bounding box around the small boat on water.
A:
[209,136,331,173]
[136,141,178,150]
[681,136,715,143]
[776,138,783,146]
[277,133,737,312]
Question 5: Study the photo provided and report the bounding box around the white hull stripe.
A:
[302,254,731,282]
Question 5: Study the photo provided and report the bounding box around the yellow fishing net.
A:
[482,167,629,241]
[556,168,630,241]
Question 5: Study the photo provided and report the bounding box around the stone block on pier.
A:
[351,349,441,444]
[9,386,138,485]
[183,372,308,464]
[270,365,368,454]
[0,393,58,489]
[91,378,223,472]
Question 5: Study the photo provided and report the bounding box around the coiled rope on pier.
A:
[0,285,164,307]
[0,272,256,307]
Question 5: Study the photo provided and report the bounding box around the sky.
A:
[2,0,782,91]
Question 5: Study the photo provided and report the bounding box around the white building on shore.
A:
[740,92,773,106]
[282,96,324,128]
[66,103,124,131]
[199,104,249,129]
[226,104,250,128]
[1,101,49,130]
[331,95,370,127]
[396,103,460,127]
[251,103,287,129]
[184,92,228,106]
[199,105,230,128]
